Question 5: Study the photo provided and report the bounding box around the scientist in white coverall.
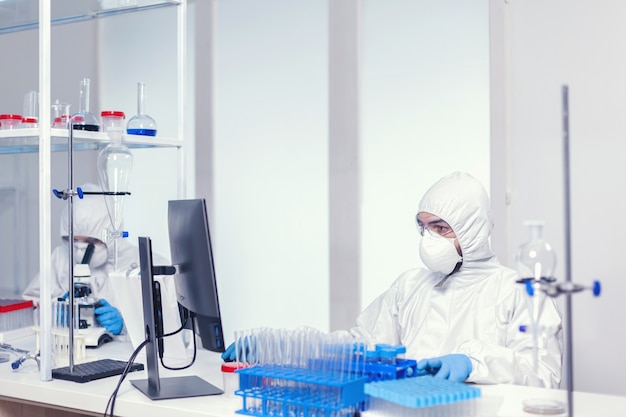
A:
[350,172,563,388]
[22,183,142,335]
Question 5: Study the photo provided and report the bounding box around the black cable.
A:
[159,313,197,371]
[162,308,189,338]
[106,339,149,417]
[104,338,149,417]
[107,311,189,415]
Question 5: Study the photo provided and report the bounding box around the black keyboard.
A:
[52,359,144,383]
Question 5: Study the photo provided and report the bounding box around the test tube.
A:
[23,90,38,122]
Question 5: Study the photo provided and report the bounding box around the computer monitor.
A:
[168,199,224,352]
[131,198,225,400]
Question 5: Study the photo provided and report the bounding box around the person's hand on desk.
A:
[221,337,256,363]
[94,299,123,335]
[417,354,472,382]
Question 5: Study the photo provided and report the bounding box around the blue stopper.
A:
[519,325,527,333]
[593,280,601,297]
[122,231,129,238]
[525,280,534,296]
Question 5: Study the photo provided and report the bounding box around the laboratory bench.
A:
[0,337,624,417]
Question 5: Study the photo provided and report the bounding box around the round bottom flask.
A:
[126,82,157,136]
[72,78,100,131]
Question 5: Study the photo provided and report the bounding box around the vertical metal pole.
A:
[561,85,574,417]
[68,125,75,373]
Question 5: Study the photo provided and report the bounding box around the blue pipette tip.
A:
[525,280,534,296]
[77,187,84,198]
[592,280,601,296]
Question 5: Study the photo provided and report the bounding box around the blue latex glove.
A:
[221,335,256,363]
[416,354,472,382]
[94,299,123,335]
[221,342,237,362]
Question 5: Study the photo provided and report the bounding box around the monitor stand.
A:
[132,237,223,400]
[131,375,222,400]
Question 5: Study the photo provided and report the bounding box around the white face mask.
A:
[73,241,109,269]
[419,232,462,275]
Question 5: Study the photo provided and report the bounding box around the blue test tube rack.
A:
[231,335,480,417]
[233,343,420,416]
[363,344,417,382]
[307,344,417,383]
[235,365,368,417]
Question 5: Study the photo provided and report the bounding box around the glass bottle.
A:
[126,82,157,136]
[97,126,132,268]
[72,78,100,131]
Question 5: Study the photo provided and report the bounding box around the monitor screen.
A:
[168,199,224,353]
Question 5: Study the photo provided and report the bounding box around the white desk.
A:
[0,337,237,417]
[0,338,624,417]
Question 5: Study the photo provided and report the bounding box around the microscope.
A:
[72,244,113,348]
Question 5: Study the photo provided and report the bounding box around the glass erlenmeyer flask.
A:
[126,82,157,136]
[97,127,132,269]
[515,220,565,415]
[72,78,100,131]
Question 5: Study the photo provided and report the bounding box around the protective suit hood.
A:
[418,172,496,272]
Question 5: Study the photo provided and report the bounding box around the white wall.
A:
[490,0,626,396]
[212,0,330,339]
[360,0,490,308]
[204,0,490,343]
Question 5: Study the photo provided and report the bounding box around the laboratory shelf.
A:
[0,0,181,35]
[0,128,181,154]
[1,0,188,383]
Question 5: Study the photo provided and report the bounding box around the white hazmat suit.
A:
[350,172,563,388]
